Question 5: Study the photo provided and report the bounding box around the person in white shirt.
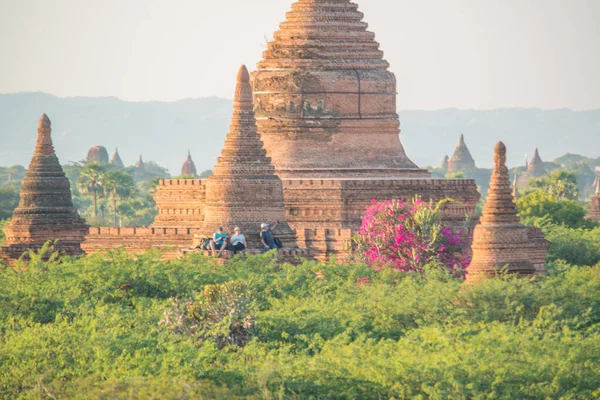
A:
[230,227,247,253]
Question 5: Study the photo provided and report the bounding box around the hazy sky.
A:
[1,0,598,110]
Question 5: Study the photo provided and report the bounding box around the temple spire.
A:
[1,114,89,264]
[212,65,274,176]
[201,65,297,248]
[447,134,476,174]
[110,147,124,169]
[181,150,197,177]
[466,142,539,283]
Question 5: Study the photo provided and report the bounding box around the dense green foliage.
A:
[517,190,596,229]
[0,219,7,245]
[0,250,599,399]
[0,183,19,220]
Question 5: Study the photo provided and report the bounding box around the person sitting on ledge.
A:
[210,227,227,257]
[231,227,246,254]
[260,221,279,252]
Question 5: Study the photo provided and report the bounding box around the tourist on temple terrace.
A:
[210,227,227,257]
[231,227,247,254]
[261,221,280,252]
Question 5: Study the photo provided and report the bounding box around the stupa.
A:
[252,0,428,179]
[587,179,600,223]
[466,142,541,283]
[110,148,125,168]
[181,150,197,177]
[440,155,449,172]
[447,134,477,174]
[135,155,145,170]
[201,66,297,247]
[1,114,89,264]
[518,148,546,186]
[87,146,110,164]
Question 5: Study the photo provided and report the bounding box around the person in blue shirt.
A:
[210,227,227,257]
[260,221,279,252]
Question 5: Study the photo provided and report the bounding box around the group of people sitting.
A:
[206,221,281,257]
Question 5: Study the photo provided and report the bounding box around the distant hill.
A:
[1,93,599,174]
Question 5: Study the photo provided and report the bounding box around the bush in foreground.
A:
[0,251,599,399]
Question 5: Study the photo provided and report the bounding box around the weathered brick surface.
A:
[252,0,428,179]
[1,115,89,264]
[199,66,298,249]
[466,142,549,284]
[82,227,202,259]
[152,179,206,227]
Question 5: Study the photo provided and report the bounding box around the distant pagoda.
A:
[447,134,477,174]
[1,114,89,264]
[440,155,449,172]
[588,179,600,223]
[201,66,297,247]
[181,150,197,177]
[518,148,546,186]
[110,148,125,169]
[87,145,110,164]
[466,142,542,283]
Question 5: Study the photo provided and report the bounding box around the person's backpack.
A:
[274,237,283,249]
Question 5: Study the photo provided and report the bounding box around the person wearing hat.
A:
[231,227,247,254]
[210,227,227,257]
[260,221,279,252]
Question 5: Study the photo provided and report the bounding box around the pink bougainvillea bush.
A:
[352,198,471,277]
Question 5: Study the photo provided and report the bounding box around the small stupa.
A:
[181,150,197,177]
[110,148,125,169]
[1,114,89,264]
[465,142,539,283]
[201,65,297,248]
[135,155,145,170]
[447,134,477,174]
[587,178,600,223]
[87,146,110,164]
[440,155,449,171]
[518,148,546,186]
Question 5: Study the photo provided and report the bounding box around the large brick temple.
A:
[83,0,482,258]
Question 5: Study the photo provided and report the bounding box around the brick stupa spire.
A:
[202,66,297,247]
[465,142,538,283]
[587,178,600,223]
[253,0,428,178]
[518,148,546,186]
[181,150,197,177]
[1,114,89,264]
[447,134,476,174]
[110,148,124,169]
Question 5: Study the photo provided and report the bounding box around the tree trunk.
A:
[93,188,98,218]
[113,195,118,227]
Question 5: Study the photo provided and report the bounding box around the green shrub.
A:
[0,251,599,399]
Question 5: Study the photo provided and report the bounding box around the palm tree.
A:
[103,169,137,227]
[77,163,105,221]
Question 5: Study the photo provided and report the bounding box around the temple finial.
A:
[237,65,250,83]
[494,141,507,167]
[38,113,51,129]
